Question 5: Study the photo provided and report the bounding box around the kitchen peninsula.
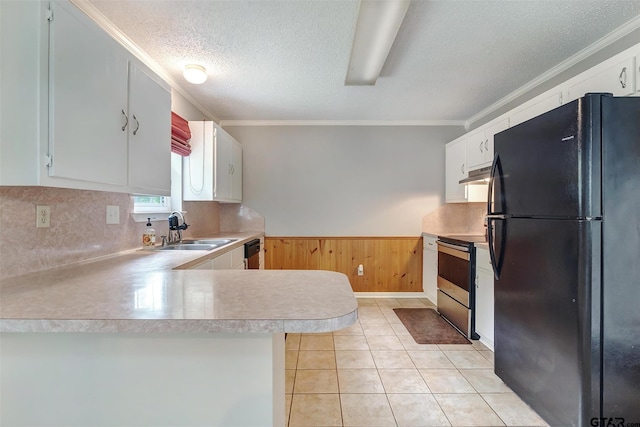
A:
[0,241,357,427]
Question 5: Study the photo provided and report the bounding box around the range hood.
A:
[459,166,491,185]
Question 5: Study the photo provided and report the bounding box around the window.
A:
[133,195,170,211]
[132,195,172,222]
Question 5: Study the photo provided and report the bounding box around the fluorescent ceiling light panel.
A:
[345,0,411,86]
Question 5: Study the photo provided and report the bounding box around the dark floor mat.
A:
[393,308,471,345]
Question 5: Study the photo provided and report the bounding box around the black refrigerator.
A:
[487,93,640,427]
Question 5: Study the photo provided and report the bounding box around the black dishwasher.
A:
[244,239,261,269]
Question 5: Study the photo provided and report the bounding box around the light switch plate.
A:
[106,205,120,225]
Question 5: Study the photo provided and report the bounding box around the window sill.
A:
[131,211,171,223]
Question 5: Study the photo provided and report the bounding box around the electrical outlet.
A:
[36,205,50,228]
[106,205,120,225]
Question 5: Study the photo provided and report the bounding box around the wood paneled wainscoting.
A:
[264,237,423,293]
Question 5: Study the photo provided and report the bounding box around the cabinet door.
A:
[183,121,215,201]
[214,129,232,201]
[475,248,494,349]
[567,56,635,102]
[229,140,243,202]
[191,259,214,270]
[48,1,128,185]
[465,129,486,171]
[483,118,509,164]
[231,246,246,270]
[128,63,171,195]
[445,138,467,203]
[422,236,438,305]
[211,251,232,270]
[509,91,562,127]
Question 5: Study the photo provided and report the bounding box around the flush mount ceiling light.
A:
[183,64,207,84]
[345,0,411,86]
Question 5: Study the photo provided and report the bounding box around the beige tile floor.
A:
[285,297,549,427]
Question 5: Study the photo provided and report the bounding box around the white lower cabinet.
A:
[475,247,494,350]
[191,258,214,270]
[422,235,438,305]
[191,246,246,270]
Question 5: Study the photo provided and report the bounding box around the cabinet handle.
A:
[479,141,484,153]
[461,163,465,174]
[619,67,627,89]
[121,110,128,131]
[484,139,489,151]
[132,115,140,135]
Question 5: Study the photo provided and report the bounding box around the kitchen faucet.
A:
[168,211,189,244]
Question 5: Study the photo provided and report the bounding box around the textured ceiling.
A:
[88,0,640,123]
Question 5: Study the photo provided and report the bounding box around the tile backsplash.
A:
[0,187,168,279]
[0,187,264,280]
[422,202,486,235]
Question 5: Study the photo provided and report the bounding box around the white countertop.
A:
[0,232,358,334]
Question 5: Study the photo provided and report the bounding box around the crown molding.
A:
[69,0,219,123]
[219,119,465,127]
[466,14,640,129]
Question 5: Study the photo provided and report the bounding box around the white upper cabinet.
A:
[509,90,563,128]
[446,137,487,204]
[464,129,486,172]
[183,121,242,203]
[0,1,171,195]
[127,63,171,195]
[216,129,243,202]
[48,0,129,186]
[483,118,509,165]
[465,118,508,171]
[567,54,636,102]
[445,137,467,203]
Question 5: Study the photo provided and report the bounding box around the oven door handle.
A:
[437,241,470,253]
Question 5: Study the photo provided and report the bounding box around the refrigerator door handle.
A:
[487,153,500,215]
[487,153,506,215]
[487,153,505,280]
[487,217,500,280]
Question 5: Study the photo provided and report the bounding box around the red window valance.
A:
[171,112,192,156]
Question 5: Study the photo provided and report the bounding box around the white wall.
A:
[224,126,464,236]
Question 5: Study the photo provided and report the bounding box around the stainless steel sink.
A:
[157,244,217,251]
[180,239,237,245]
[156,238,237,251]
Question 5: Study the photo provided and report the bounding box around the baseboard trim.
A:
[355,292,429,299]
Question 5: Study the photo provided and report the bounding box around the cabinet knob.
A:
[132,114,140,136]
[121,109,128,131]
[619,67,627,89]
